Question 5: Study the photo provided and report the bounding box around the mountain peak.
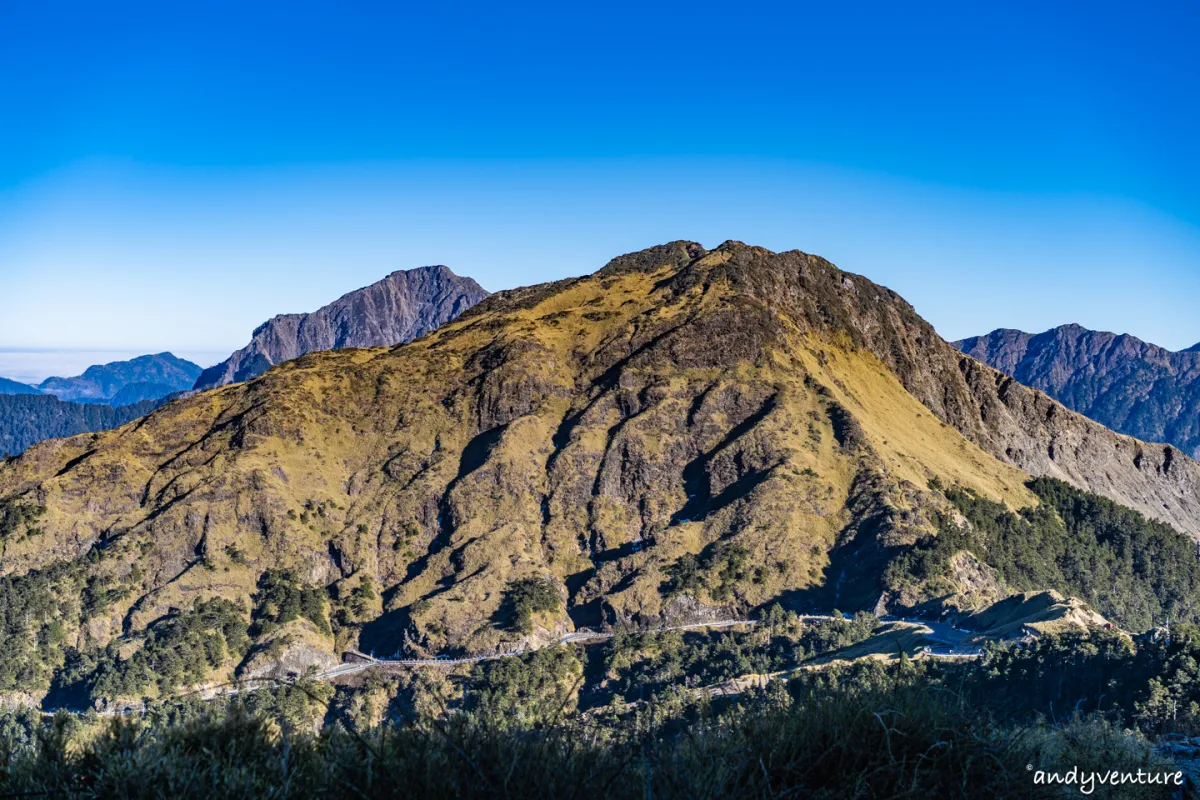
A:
[5,241,1200,669]
[37,353,202,404]
[958,322,1200,457]
[598,240,708,276]
[194,264,490,390]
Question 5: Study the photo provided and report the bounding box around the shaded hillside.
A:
[0,378,39,395]
[108,381,182,406]
[0,393,166,457]
[39,353,202,404]
[957,325,1200,459]
[2,241,1199,707]
[194,266,489,390]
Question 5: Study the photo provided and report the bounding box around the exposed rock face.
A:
[957,325,1200,459]
[614,246,1200,539]
[0,691,44,711]
[2,241,1199,673]
[194,266,489,390]
[38,353,202,404]
[240,632,339,681]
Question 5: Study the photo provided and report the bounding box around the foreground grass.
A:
[0,681,1180,799]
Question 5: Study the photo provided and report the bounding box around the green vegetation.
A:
[597,609,877,705]
[962,625,1200,736]
[0,496,44,540]
[252,570,330,636]
[0,661,1178,799]
[328,577,380,634]
[87,598,249,701]
[0,393,165,457]
[661,553,703,596]
[499,576,560,634]
[888,477,1200,631]
[0,557,334,701]
[0,561,85,691]
[468,647,583,728]
[1023,477,1200,629]
[661,543,775,603]
[0,574,1194,798]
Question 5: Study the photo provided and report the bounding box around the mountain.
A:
[108,382,182,406]
[956,325,1200,459]
[193,266,489,390]
[2,241,1200,706]
[0,393,169,457]
[38,353,203,405]
[0,377,40,395]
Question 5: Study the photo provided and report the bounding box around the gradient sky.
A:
[1,0,1198,377]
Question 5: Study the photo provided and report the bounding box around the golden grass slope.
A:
[0,241,1170,670]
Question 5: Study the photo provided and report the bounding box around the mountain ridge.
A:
[193,265,489,390]
[956,324,1200,459]
[38,353,202,405]
[2,241,1199,705]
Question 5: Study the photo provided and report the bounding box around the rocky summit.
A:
[958,324,1200,460]
[193,265,490,390]
[2,241,1200,705]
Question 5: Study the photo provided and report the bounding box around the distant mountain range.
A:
[36,353,202,404]
[0,354,199,455]
[957,324,1200,459]
[194,266,488,390]
[0,267,488,456]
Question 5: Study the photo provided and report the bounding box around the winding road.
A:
[53,613,980,715]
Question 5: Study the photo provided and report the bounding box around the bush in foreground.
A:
[0,678,1179,799]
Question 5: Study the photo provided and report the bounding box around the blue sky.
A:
[1,0,1198,373]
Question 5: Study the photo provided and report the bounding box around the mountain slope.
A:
[0,377,40,395]
[108,382,182,406]
[957,325,1200,459]
[39,353,202,404]
[2,242,1199,706]
[0,393,167,457]
[193,266,489,390]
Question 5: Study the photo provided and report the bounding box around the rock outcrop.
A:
[193,266,489,390]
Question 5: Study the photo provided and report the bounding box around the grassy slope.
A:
[0,246,1083,702]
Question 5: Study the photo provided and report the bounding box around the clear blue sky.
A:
[1,0,1198,370]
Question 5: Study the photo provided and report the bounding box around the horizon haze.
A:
[2,1,1198,356]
